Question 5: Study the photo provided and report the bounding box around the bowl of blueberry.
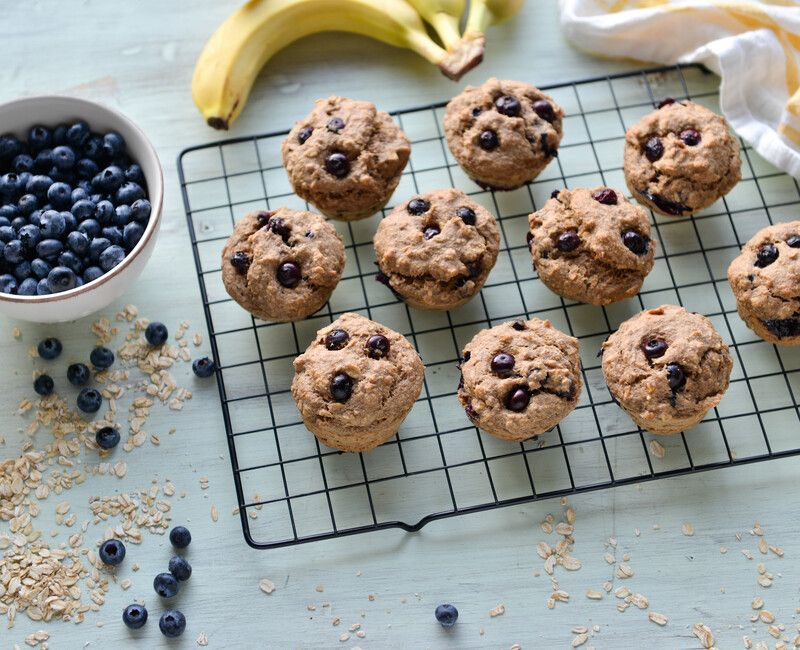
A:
[0,95,163,322]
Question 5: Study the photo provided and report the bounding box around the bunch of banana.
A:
[192,0,525,130]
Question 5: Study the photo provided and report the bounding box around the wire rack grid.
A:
[178,64,800,550]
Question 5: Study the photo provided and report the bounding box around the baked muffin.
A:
[528,186,656,304]
[601,305,733,434]
[373,188,500,310]
[444,78,564,190]
[458,318,582,441]
[221,208,344,321]
[291,313,424,452]
[623,99,741,216]
[728,221,800,345]
[282,96,410,220]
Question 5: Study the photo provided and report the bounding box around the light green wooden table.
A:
[2,2,799,648]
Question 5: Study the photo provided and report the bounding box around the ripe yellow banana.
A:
[192,0,476,129]
[406,0,465,51]
[464,0,525,41]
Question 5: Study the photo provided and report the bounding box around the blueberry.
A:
[325,329,349,350]
[13,154,34,174]
[642,338,668,359]
[122,604,148,630]
[51,145,76,170]
[90,346,114,370]
[168,556,192,582]
[47,266,76,293]
[83,266,103,283]
[191,357,216,378]
[41,210,67,239]
[478,129,499,150]
[592,188,617,205]
[491,352,515,377]
[755,244,778,268]
[123,222,144,250]
[113,204,131,227]
[159,610,186,638]
[82,134,103,159]
[145,322,169,346]
[71,199,95,220]
[622,230,649,256]
[67,230,89,255]
[657,97,676,109]
[0,205,16,221]
[0,273,17,294]
[506,386,530,411]
[77,387,103,413]
[78,219,101,238]
[533,100,556,122]
[407,198,430,215]
[115,182,145,206]
[58,251,83,274]
[99,244,125,271]
[679,129,701,146]
[324,152,350,178]
[556,231,581,252]
[33,150,53,173]
[65,121,90,147]
[13,260,32,281]
[276,261,301,288]
[435,603,458,628]
[0,225,13,243]
[98,539,125,566]
[297,126,313,144]
[18,224,41,251]
[30,258,51,279]
[17,277,37,295]
[788,235,800,248]
[47,182,72,210]
[11,216,27,231]
[423,226,439,240]
[102,132,125,159]
[125,164,144,184]
[76,158,99,180]
[28,125,53,151]
[37,239,64,261]
[327,117,345,132]
[37,337,63,360]
[71,187,89,204]
[644,137,664,162]
[130,198,151,223]
[95,426,121,450]
[169,525,192,548]
[36,278,51,295]
[96,200,115,224]
[26,175,52,197]
[366,334,390,359]
[666,362,687,391]
[457,206,476,225]
[4,239,24,264]
[89,237,111,262]
[526,231,534,249]
[0,134,22,159]
[33,374,54,396]
[330,373,353,402]
[0,173,24,198]
[67,362,90,386]
[102,226,123,246]
[95,166,124,193]
[495,95,521,117]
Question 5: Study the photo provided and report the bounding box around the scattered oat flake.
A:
[648,439,666,458]
[211,505,218,522]
[586,589,603,600]
[682,522,694,536]
[339,633,350,642]
[616,564,634,578]
[489,604,506,617]
[197,632,209,646]
[758,575,773,587]
[572,633,588,647]
[648,611,668,626]
[752,596,764,610]
[259,578,276,594]
[693,623,715,648]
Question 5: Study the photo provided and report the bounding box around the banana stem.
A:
[463,0,491,40]
[404,27,450,65]
[429,13,463,51]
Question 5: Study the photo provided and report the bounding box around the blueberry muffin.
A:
[373,188,500,310]
[727,221,800,346]
[601,305,733,434]
[221,208,344,322]
[443,78,564,190]
[281,96,410,221]
[623,99,741,216]
[528,187,656,305]
[458,318,582,441]
[291,312,424,452]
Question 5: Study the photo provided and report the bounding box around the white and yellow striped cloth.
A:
[559,1,800,177]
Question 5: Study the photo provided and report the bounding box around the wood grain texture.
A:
[1,2,797,648]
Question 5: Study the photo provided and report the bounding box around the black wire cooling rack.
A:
[178,64,800,550]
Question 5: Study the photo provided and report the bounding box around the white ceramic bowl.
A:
[0,95,163,323]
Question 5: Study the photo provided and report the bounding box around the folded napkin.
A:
[559,0,800,178]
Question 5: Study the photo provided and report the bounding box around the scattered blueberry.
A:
[435,603,458,628]
[366,334,390,359]
[325,329,349,350]
[145,322,169,346]
[495,95,521,117]
[154,572,179,599]
[642,338,668,359]
[457,206,476,225]
[37,337,63,360]
[95,426,121,450]
[556,231,581,252]
[67,362,90,386]
[755,244,778,268]
[122,604,148,630]
[98,539,126,566]
[192,357,216,378]
[33,374,54,396]
[324,152,350,178]
[77,387,103,413]
[90,346,114,370]
[169,526,192,548]
[478,130,499,151]
[330,373,354,402]
[407,198,430,215]
[168,556,192,582]
[159,610,186,638]
[491,352,515,377]
[276,261,301,288]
